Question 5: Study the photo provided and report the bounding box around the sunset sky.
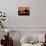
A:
[18,7,29,11]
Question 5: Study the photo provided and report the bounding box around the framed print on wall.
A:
[18,7,30,16]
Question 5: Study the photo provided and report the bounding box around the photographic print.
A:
[18,7,30,16]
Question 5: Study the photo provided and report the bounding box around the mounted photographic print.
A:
[18,7,30,16]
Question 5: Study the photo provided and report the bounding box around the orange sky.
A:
[18,7,29,11]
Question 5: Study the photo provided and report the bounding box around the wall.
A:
[0,0,46,27]
[0,0,46,46]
